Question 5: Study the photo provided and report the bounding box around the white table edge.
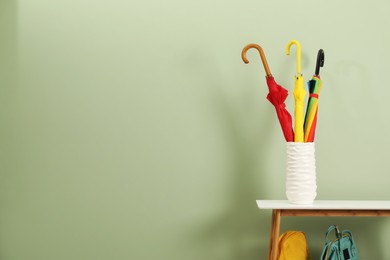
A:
[256,200,390,210]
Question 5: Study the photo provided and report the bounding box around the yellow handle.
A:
[286,40,301,75]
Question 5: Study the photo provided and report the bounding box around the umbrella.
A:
[304,49,325,142]
[242,43,294,142]
[286,40,306,142]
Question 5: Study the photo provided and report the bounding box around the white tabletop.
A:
[257,200,390,210]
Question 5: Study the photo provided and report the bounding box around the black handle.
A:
[315,49,325,76]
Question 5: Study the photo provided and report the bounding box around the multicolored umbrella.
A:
[242,43,294,142]
[286,40,306,142]
[304,49,325,142]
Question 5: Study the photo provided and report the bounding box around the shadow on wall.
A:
[199,85,273,259]
[181,50,276,260]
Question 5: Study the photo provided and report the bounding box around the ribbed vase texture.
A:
[286,142,317,204]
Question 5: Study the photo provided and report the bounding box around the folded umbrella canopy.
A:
[242,43,294,142]
[304,49,325,142]
[286,40,306,142]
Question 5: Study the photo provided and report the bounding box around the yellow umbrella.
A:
[286,40,306,142]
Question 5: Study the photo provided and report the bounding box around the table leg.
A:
[268,209,281,260]
[268,210,276,260]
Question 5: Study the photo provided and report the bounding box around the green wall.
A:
[1,0,390,259]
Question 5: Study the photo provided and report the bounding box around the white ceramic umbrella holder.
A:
[285,142,317,204]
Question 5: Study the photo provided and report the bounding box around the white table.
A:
[257,200,390,260]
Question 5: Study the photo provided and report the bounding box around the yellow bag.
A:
[278,231,310,260]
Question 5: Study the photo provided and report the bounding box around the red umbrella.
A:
[242,43,294,142]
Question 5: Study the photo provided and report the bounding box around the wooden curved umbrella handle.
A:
[241,43,272,77]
